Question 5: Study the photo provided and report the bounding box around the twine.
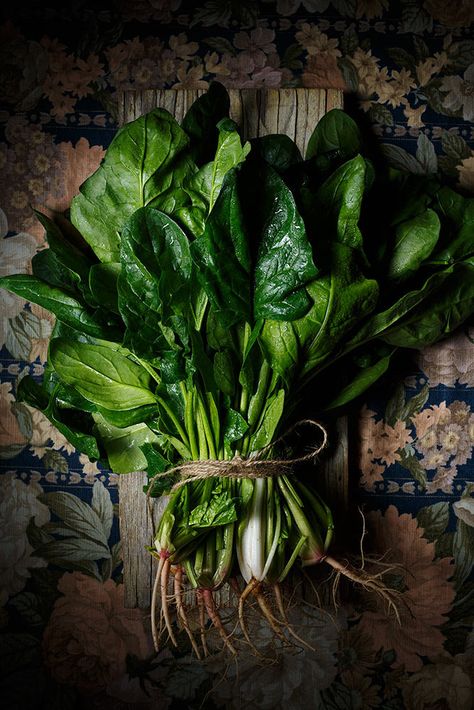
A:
[146,419,328,498]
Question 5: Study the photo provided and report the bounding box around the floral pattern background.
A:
[0,1,473,708]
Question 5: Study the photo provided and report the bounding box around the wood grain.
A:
[118,87,346,608]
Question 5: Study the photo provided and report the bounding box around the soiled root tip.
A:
[324,555,403,625]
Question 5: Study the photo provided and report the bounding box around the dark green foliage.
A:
[0,89,472,482]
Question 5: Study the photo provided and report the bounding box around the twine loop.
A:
[146,419,328,497]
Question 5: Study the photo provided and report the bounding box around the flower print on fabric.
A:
[402,656,473,710]
[417,329,474,387]
[42,572,152,694]
[441,64,474,122]
[412,401,474,493]
[359,506,455,672]
[358,405,414,491]
[0,473,49,605]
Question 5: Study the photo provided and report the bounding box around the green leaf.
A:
[446,39,474,70]
[188,490,238,528]
[192,169,251,327]
[43,449,68,474]
[251,134,302,174]
[253,166,317,321]
[309,155,368,253]
[441,130,472,162]
[93,414,159,474]
[430,187,474,265]
[400,1,433,34]
[208,118,250,210]
[70,109,194,262]
[417,502,450,542]
[182,81,230,165]
[89,263,121,314]
[0,275,122,341]
[381,260,474,349]
[367,103,394,127]
[251,389,285,451]
[349,261,474,351]
[213,350,235,397]
[387,209,440,282]
[17,376,100,460]
[34,210,94,287]
[385,383,406,426]
[32,247,81,294]
[142,443,174,496]
[306,108,361,161]
[49,339,156,410]
[223,408,249,444]
[118,207,192,358]
[382,143,425,174]
[323,350,393,410]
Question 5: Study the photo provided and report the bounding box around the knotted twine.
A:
[146,419,328,503]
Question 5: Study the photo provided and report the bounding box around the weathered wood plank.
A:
[118,88,346,608]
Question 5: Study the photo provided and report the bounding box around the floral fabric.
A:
[0,1,473,708]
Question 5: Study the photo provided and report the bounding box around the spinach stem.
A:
[196,390,218,459]
[181,382,199,460]
[155,395,189,447]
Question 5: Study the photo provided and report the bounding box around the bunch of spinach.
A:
[1,83,473,652]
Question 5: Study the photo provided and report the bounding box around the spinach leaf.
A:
[250,388,285,451]
[118,207,192,358]
[49,338,156,410]
[306,109,361,161]
[182,82,230,165]
[34,210,94,288]
[251,135,302,174]
[380,260,474,348]
[429,186,474,264]
[93,414,159,474]
[32,248,81,294]
[304,155,367,256]
[387,208,440,282]
[70,109,194,262]
[253,166,317,321]
[89,263,121,314]
[17,375,100,460]
[209,119,251,211]
[192,169,251,327]
[0,275,122,341]
[176,118,250,233]
[322,349,394,410]
[348,262,469,349]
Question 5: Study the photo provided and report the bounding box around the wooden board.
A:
[118,88,347,608]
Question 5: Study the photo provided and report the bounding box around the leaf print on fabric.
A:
[359,505,455,672]
[0,474,50,605]
[0,209,39,358]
